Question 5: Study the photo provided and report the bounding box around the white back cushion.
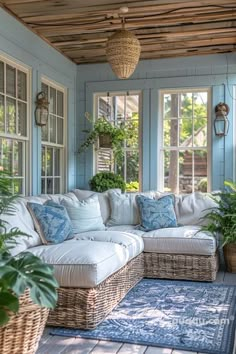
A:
[61,194,105,233]
[3,198,42,256]
[175,192,218,225]
[107,190,162,226]
[72,189,121,224]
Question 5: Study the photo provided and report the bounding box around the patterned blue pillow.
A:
[27,201,74,245]
[136,194,177,231]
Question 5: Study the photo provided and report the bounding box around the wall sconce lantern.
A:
[35,91,49,127]
[214,102,230,137]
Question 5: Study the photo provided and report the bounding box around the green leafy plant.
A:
[78,113,134,164]
[126,181,139,192]
[201,180,236,246]
[89,172,126,192]
[0,171,58,326]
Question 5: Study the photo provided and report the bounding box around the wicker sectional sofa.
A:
[5,189,219,329]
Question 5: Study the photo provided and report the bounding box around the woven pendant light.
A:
[106,18,141,79]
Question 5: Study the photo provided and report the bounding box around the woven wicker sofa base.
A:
[0,291,49,354]
[144,252,219,281]
[47,253,144,329]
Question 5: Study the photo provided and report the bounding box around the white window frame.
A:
[0,53,31,195]
[93,91,142,186]
[41,76,67,194]
[159,87,211,193]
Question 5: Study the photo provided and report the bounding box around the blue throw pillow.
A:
[136,194,177,231]
[27,201,74,245]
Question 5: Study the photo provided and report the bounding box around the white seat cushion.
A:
[29,231,144,288]
[142,225,216,256]
[74,230,144,260]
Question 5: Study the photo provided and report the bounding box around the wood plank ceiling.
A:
[0,0,236,64]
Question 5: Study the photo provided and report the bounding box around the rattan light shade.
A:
[106,29,141,79]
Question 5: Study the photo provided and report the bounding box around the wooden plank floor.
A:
[37,271,236,354]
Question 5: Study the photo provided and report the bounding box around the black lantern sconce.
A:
[35,91,49,127]
[214,102,230,137]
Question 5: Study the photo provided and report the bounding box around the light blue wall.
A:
[0,8,77,195]
[77,53,236,191]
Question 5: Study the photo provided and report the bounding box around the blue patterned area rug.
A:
[51,279,236,354]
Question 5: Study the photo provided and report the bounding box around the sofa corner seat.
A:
[4,190,219,330]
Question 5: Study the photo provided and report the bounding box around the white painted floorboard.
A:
[37,271,236,354]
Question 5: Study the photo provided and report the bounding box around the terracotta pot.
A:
[99,134,112,148]
[223,243,236,273]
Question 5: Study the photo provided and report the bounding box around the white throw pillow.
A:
[174,192,218,226]
[72,188,121,224]
[61,194,106,233]
[107,190,162,226]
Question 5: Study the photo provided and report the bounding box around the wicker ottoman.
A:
[142,225,219,281]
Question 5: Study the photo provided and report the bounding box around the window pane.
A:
[193,92,207,118]
[17,71,27,101]
[54,148,60,176]
[50,115,56,143]
[0,61,4,93]
[41,178,46,193]
[54,178,60,193]
[13,141,23,176]
[168,119,178,147]
[41,146,46,176]
[126,120,138,148]
[0,95,5,132]
[116,96,125,120]
[126,151,139,183]
[0,138,13,173]
[57,117,63,144]
[180,93,193,118]
[46,148,53,176]
[163,120,171,147]
[13,178,23,194]
[41,122,48,142]
[57,91,63,117]
[193,118,207,147]
[50,87,56,114]
[6,98,16,134]
[182,150,193,193]
[179,118,192,147]
[164,94,171,119]
[126,95,139,120]
[164,150,178,193]
[194,150,207,192]
[46,178,53,194]
[6,64,16,97]
[18,101,27,136]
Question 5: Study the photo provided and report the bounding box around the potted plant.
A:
[0,171,58,354]
[78,112,134,164]
[201,180,236,272]
[90,172,126,192]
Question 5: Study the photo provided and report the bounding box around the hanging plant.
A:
[78,112,134,164]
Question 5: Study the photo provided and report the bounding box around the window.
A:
[41,79,66,194]
[95,92,140,191]
[0,56,29,194]
[160,89,210,194]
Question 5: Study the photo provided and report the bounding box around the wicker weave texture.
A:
[224,244,236,273]
[106,30,141,79]
[144,252,219,281]
[0,291,49,354]
[48,253,144,329]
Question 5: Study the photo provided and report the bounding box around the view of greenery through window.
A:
[161,90,209,194]
[41,81,65,194]
[96,93,140,191]
[0,59,28,194]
